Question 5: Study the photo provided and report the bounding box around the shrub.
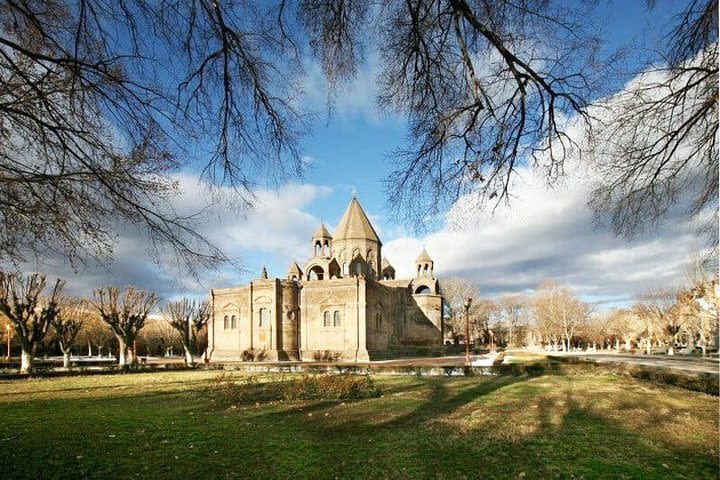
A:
[209,373,382,405]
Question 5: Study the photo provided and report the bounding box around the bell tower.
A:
[415,248,434,278]
[311,223,332,258]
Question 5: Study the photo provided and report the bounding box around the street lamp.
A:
[5,324,11,359]
[464,297,472,364]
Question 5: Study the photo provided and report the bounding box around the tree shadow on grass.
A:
[249,374,719,479]
[1,373,718,479]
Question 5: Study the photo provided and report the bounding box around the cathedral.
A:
[209,197,444,362]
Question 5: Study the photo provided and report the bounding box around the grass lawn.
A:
[0,370,717,479]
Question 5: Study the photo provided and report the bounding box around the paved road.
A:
[370,351,720,375]
[548,352,720,375]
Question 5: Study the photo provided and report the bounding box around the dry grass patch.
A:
[0,370,717,479]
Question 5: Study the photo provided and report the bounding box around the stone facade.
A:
[209,198,444,362]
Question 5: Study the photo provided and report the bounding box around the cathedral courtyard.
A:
[0,369,717,479]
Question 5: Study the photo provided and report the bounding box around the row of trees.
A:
[0,272,210,374]
[442,276,719,356]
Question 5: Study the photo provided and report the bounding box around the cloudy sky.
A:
[34,1,712,309]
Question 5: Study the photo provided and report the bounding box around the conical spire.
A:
[287,261,302,276]
[416,248,433,263]
[312,222,332,239]
[333,197,381,243]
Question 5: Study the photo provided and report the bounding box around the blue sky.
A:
[45,1,711,309]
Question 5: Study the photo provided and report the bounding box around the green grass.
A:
[0,370,717,479]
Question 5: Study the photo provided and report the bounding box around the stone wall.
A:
[299,277,365,361]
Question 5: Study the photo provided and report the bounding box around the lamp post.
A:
[5,324,11,359]
[464,297,472,364]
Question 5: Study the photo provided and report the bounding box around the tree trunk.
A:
[20,349,33,374]
[645,338,651,355]
[88,342,92,357]
[184,345,194,366]
[63,351,71,369]
[118,339,128,366]
[667,345,674,355]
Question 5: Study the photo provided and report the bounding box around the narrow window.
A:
[259,308,268,327]
[342,262,348,275]
[354,262,362,276]
[323,311,331,327]
[223,316,229,330]
[231,315,237,329]
[333,311,341,327]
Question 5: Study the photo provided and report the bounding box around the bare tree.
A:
[0,1,305,271]
[587,0,718,252]
[469,298,496,346]
[52,297,91,368]
[495,295,527,348]
[137,319,182,358]
[92,286,157,366]
[0,272,64,374]
[439,277,480,344]
[75,312,115,358]
[605,308,643,352]
[672,277,719,356]
[366,0,598,222]
[532,280,589,352]
[633,288,678,354]
[162,298,210,365]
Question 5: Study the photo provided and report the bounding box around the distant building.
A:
[209,197,443,362]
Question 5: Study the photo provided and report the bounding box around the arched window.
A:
[323,311,331,327]
[308,265,324,281]
[231,315,237,329]
[291,275,298,281]
[223,316,229,330]
[259,308,268,327]
[415,285,431,295]
[354,262,362,276]
[333,311,341,327]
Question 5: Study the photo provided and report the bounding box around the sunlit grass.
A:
[0,370,717,479]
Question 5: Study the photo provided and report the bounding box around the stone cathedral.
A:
[209,197,444,362]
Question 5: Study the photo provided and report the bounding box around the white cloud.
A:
[383,155,703,308]
[30,179,333,303]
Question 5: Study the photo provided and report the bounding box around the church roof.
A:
[416,248,433,263]
[381,257,395,271]
[312,223,332,239]
[287,261,303,276]
[333,197,381,243]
